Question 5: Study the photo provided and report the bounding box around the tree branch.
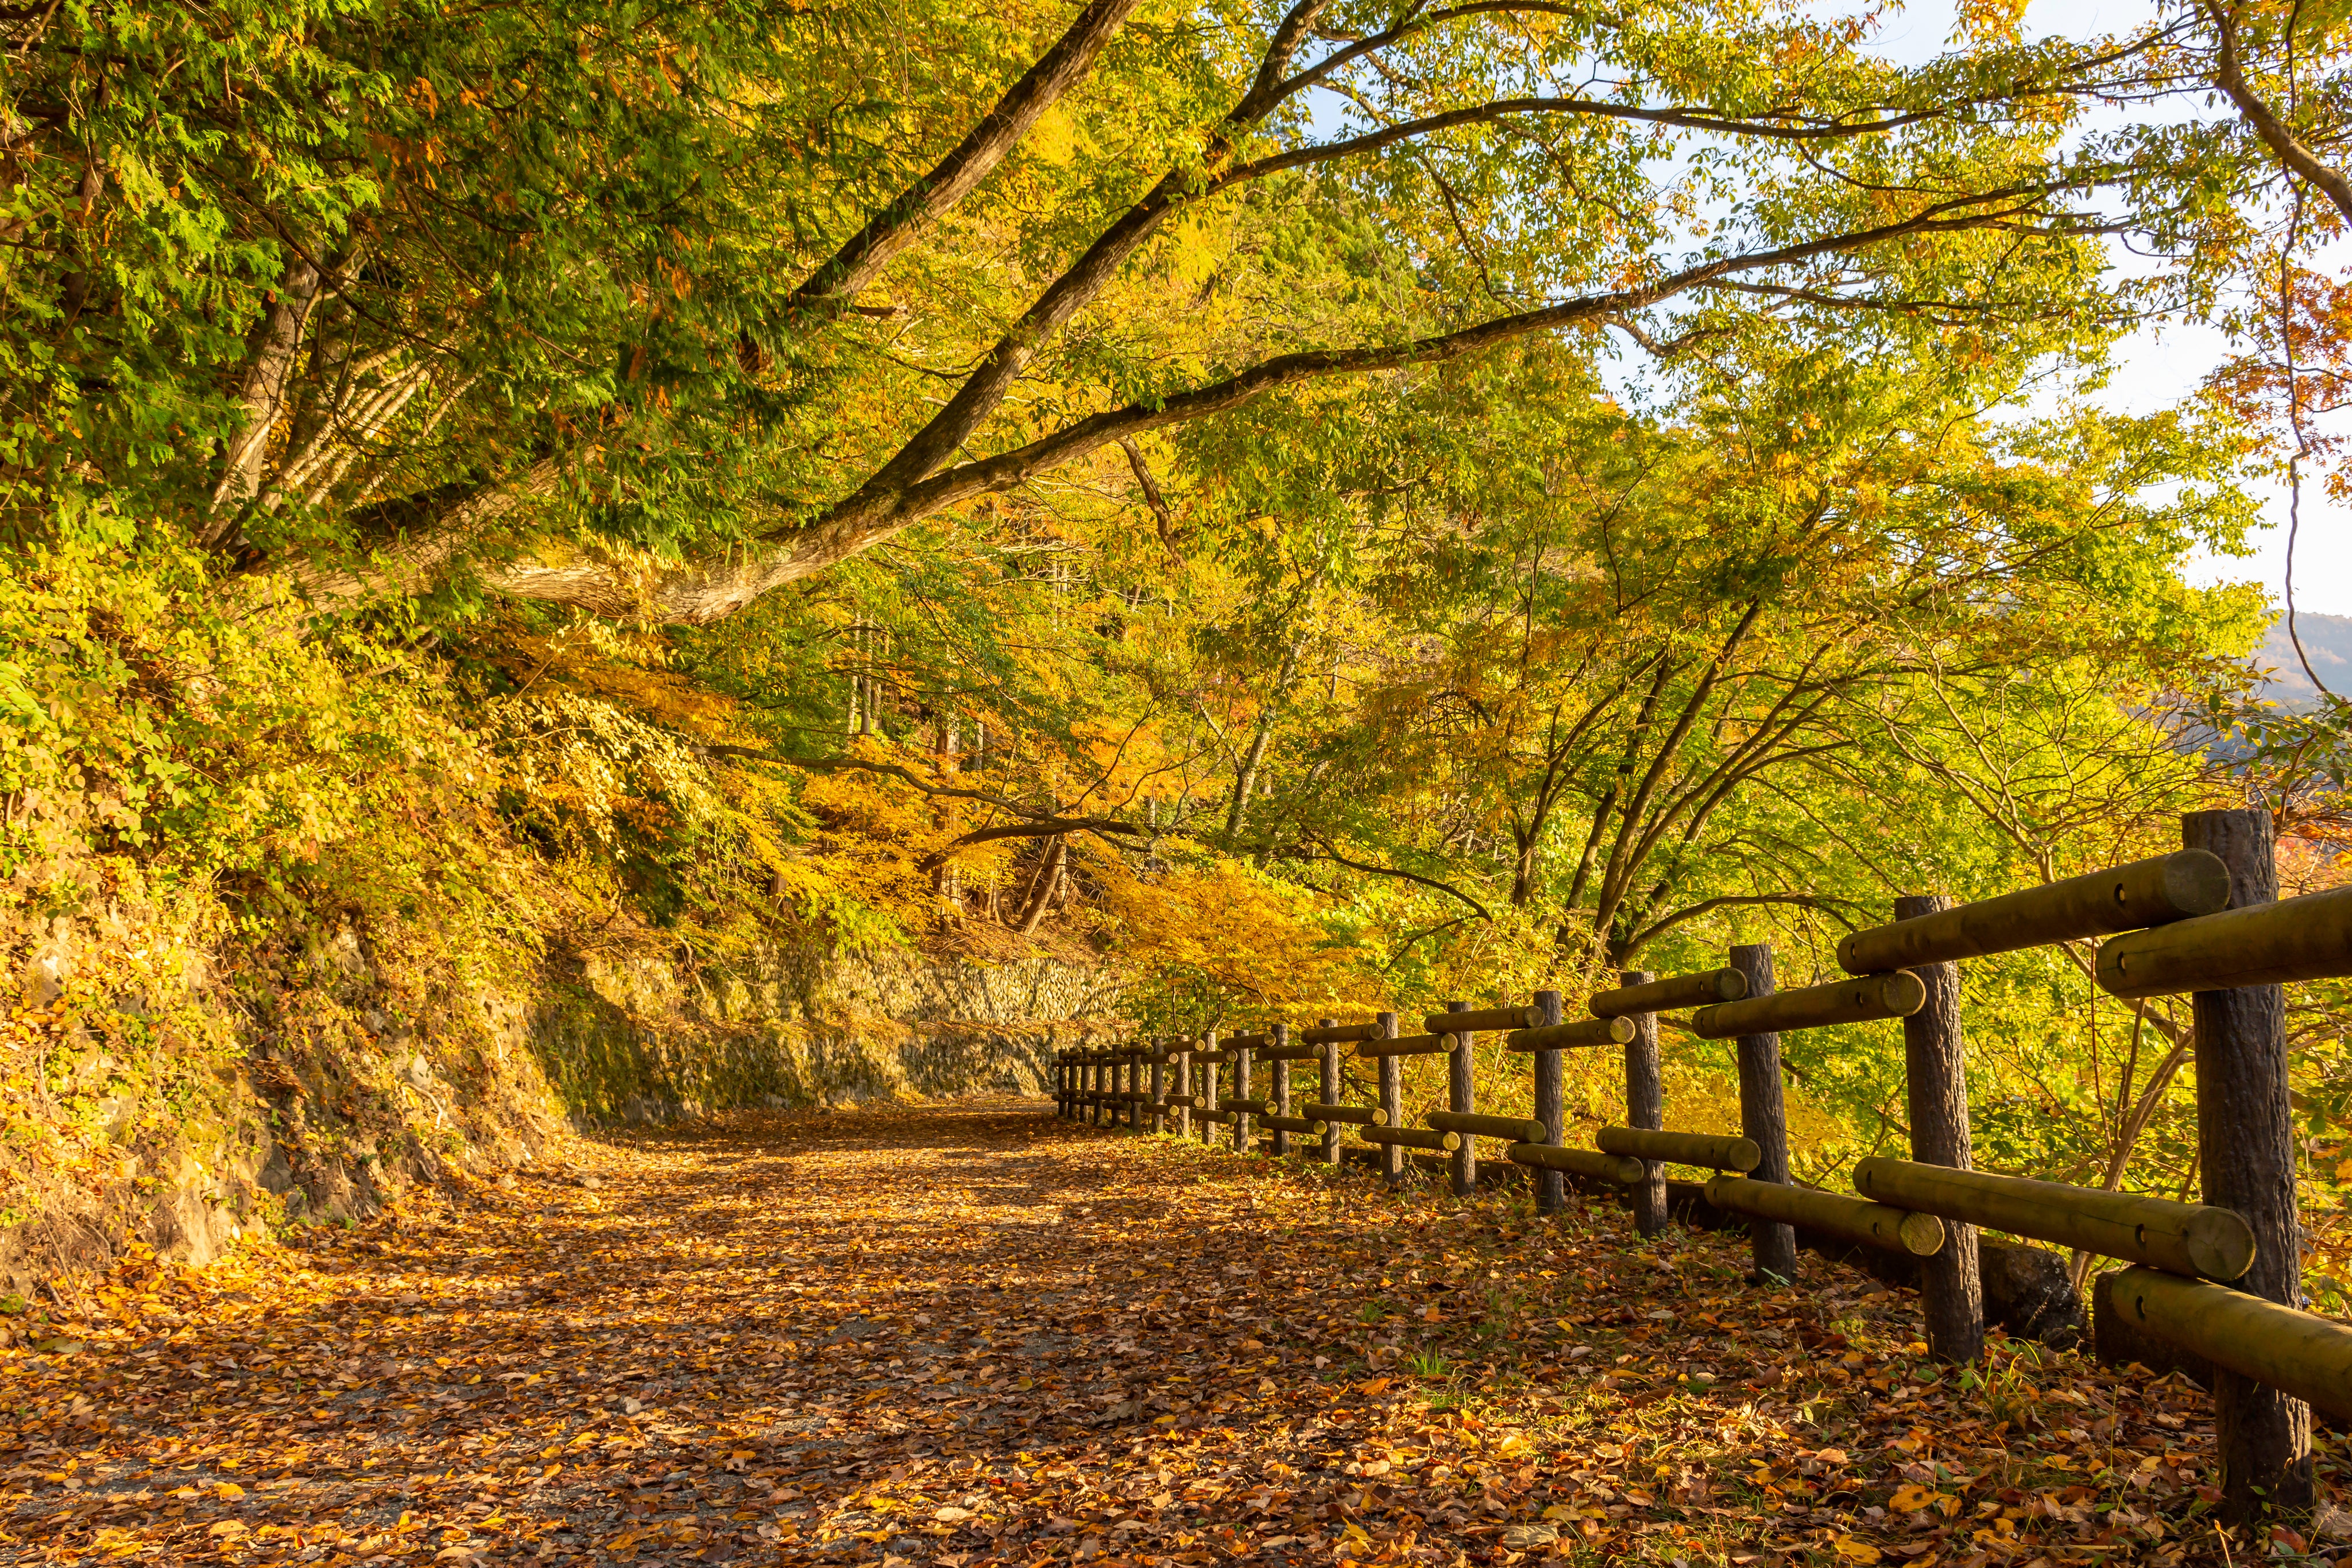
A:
[787,0,1148,311]
[1271,830,1494,920]
[2206,0,2352,227]
[1622,892,1863,957]
[917,816,1142,871]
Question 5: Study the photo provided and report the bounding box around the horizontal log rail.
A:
[1691,971,1925,1039]
[1597,1126,1761,1172]
[1299,1022,1380,1044]
[1506,1144,1643,1184]
[1355,1032,1455,1058]
[1306,1104,1387,1126]
[1195,1108,1239,1124]
[1360,1126,1462,1152]
[1850,1158,2254,1281]
[1421,1004,1540,1035]
[1590,968,1746,1017]
[1505,1016,1633,1051]
[2096,884,2352,999]
[2107,1267,2352,1422]
[1704,1176,1945,1257]
[1840,850,2230,974]
[1258,1114,1327,1135]
[1425,1110,1548,1143]
[1256,1045,1322,1062]
[1221,1098,1271,1115]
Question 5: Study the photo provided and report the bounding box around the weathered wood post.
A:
[1446,1001,1476,1197]
[1173,1037,1193,1139]
[2187,808,2313,1522]
[1233,1033,1254,1154]
[1150,1043,1166,1136]
[1199,1028,1219,1145]
[1270,1023,1293,1157]
[1622,969,1667,1237]
[1533,989,1566,1214]
[1731,944,1798,1283]
[1054,1049,1066,1117]
[1897,893,1984,1362]
[1376,1011,1403,1184]
[1319,1018,1343,1166]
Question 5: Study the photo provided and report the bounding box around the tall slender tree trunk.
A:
[1227,636,1303,839]
[1013,837,1067,935]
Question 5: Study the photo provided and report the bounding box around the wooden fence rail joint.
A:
[1591,969,1747,1017]
[1597,1126,1761,1172]
[1693,971,1926,1040]
[1506,1016,1634,1051]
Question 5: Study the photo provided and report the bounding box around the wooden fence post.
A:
[1233,1034,1254,1154]
[1377,1012,1403,1184]
[1622,969,1667,1237]
[1271,1023,1293,1157]
[2187,808,2314,1523]
[1447,1000,1476,1197]
[1054,1049,1065,1117]
[1320,1018,1342,1166]
[1200,1028,1219,1144]
[1150,1043,1165,1136]
[1897,893,1984,1362]
[1173,1037,1192,1140]
[1731,943,1798,1283]
[1533,989,1566,1214]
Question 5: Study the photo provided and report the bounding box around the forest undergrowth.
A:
[0,1102,2326,1568]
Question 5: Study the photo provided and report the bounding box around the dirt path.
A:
[0,1102,2310,1565]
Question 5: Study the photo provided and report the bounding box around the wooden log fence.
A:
[1045,811,2352,1526]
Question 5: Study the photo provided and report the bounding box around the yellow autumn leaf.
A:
[1890,1483,1943,1511]
[1833,1537,1882,1565]
[214,1482,245,1500]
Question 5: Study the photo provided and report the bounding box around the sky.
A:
[1864,0,2352,617]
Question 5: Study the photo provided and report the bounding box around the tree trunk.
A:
[1622,969,1667,1237]
[1897,893,1985,1364]
[206,252,328,537]
[1012,837,1067,935]
[2187,809,2312,1524]
[1732,943,1798,1283]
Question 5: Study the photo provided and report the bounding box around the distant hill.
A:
[2254,612,2352,708]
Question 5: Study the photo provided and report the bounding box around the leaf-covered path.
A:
[3,1102,2332,1566]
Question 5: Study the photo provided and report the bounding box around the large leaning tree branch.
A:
[289,187,2077,622]
[2206,0,2352,227]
